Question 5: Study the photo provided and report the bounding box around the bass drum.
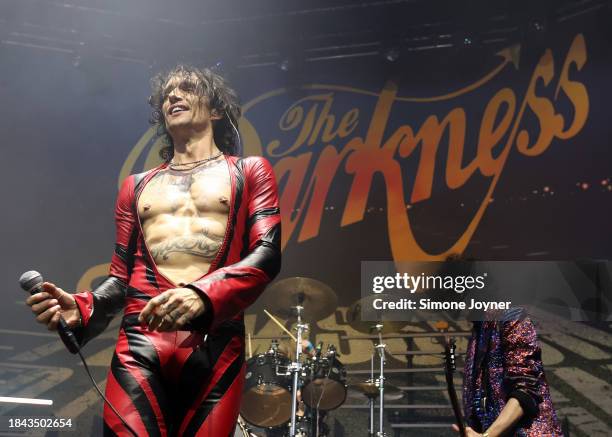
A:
[241,351,292,428]
[302,351,347,410]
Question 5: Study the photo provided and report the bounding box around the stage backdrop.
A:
[1,15,610,437]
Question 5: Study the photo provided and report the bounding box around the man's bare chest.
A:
[138,160,231,220]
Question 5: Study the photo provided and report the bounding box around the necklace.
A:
[169,152,223,171]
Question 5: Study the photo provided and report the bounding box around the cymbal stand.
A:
[375,323,387,437]
[368,353,375,437]
[289,305,308,437]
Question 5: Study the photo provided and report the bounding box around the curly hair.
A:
[148,65,242,160]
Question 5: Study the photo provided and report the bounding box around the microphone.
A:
[19,271,80,354]
[19,272,138,436]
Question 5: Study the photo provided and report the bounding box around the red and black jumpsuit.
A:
[72,155,281,436]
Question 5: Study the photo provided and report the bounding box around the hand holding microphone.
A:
[20,271,138,435]
[21,271,81,353]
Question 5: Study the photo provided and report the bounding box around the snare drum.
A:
[302,351,347,410]
[241,351,292,428]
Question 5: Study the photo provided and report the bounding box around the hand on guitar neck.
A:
[447,334,524,437]
[453,397,525,437]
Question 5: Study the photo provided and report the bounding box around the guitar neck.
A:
[445,338,466,437]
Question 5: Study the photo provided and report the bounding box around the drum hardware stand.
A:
[288,305,308,437]
[368,353,375,437]
[375,323,387,437]
[247,332,253,359]
[237,415,257,437]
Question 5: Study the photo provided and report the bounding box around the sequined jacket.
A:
[463,308,563,436]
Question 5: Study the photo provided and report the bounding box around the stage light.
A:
[279,58,291,72]
[453,31,481,52]
[0,396,53,406]
[532,20,545,32]
[383,47,400,62]
[72,41,86,68]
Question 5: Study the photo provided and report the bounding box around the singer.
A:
[26,65,281,436]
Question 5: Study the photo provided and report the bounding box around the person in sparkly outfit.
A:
[457,307,563,436]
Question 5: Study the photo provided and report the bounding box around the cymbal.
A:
[348,381,404,401]
[346,295,407,334]
[262,277,338,321]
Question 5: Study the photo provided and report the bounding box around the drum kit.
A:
[238,278,403,437]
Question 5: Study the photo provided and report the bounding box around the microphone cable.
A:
[76,348,138,437]
[18,271,138,436]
